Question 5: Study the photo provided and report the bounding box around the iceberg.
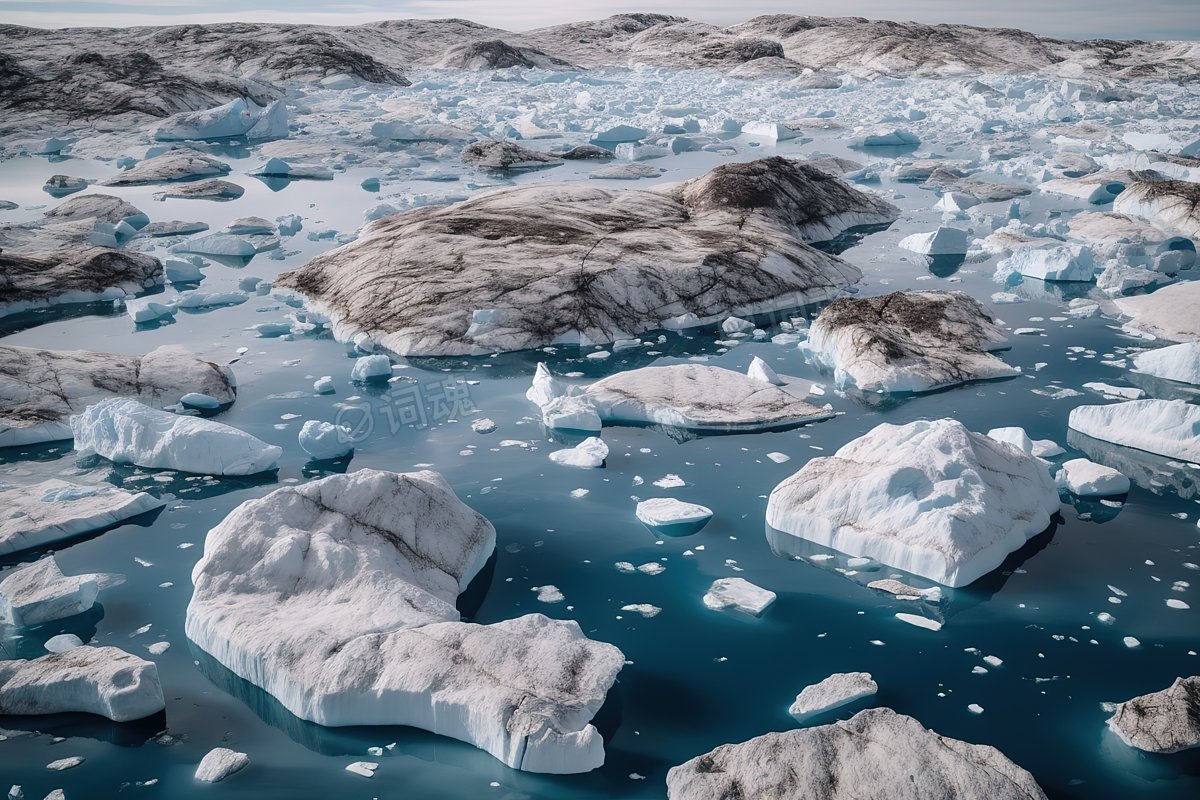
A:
[248,158,333,180]
[70,398,282,476]
[461,141,561,172]
[0,557,101,626]
[1108,676,1200,754]
[185,470,624,773]
[766,419,1060,587]
[298,420,353,460]
[548,437,608,468]
[635,498,713,535]
[1113,281,1200,342]
[802,291,1018,393]
[154,98,287,142]
[105,151,230,186]
[1068,399,1200,462]
[851,129,921,148]
[0,343,235,447]
[788,672,877,721]
[666,708,1047,800]
[703,578,776,616]
[1131,341,1200,385]
[898,227,968,255]
[0,646,165,722]
[1113,179,1200,237]
[195,748,249,783]
[350,354,391,381]
[275,158,897,356]
[1054,458,1130,496]
[996,244,1096,282]
[0,479,164,556]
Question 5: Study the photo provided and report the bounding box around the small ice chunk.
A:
[350,355,391,381]
[0,557,100,627]
[788,672,877,721]
[44,634,83,653]
[298,420,353,460]
[548,437,608,468]
[195,748,249,783]
[703,578,776,616]
[1055,459,1130,496]
[635,498,712,535]
[896,613,943,631]
[345,762,377,778]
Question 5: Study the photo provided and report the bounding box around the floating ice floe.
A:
[766,418,1059,587]
[298,420,353,460]
[788,672,878,721]
[71,397,282,476]
[548,437,608,468]
[1068,399,1200,462]
[0,556,103,626]
[248,157,333,181]
[851,129,920,148]
[154,98,288,142]
[635,498,713,536]
[867,578,942,602]
[274,157,897,356]
[996,244,1096,282]
[195,748,249,783]
[1131,341,1200,385]
[1113,281,1200,342]
[106,150,230,186]
[0,479,164,556]
[666,708,1046,800]
[802,291,1018,393]
[530,363,832,433]
[898,227,968,255]
[154,179,245,202]
[0,344,235,447]
[0,646,165,722]
[703,578,776,616]
[185,469,624,773]
[1107,676,1200,753]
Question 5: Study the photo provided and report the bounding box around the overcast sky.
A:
[2,0,1197,40]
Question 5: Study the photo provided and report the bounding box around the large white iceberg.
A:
[1068,399,1200,462]
[802,291,1017,393]
[0,344,236,448]
[0,556,101,626]
[154,98,287,142]
[1113,281,1200,342]
[666,708,1047,799]
[0,646,165,722]
[1131,341,1200,385]
[1113,179,1200,237]
[71,398,282,476]
[0,479,164,556]
[766,419,1060,587]
[185,469,624,773]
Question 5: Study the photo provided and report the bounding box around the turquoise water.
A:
[1,139,1198,800]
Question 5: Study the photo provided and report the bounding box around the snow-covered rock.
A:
[298,420,353,460]
[703,578,776,616]
[185,469,623,773]
[461,140,561,172]
[1114,281,1200,342]
[0,646,165,722]
[70,398,282,476]
[1054,458,1129,496]
[635,498,713,535]
[575,364,833,432]
[0,557,101,626]
[0,344,235,447]
[1131,341,1200,385]
[106,151,230,186]
[195,748,249,783]
[803,291,1017,393]
[788,672,878,721]
[1107,676,1200,754]
[275,158,897,356]
[766,419,1060,588]
[548,437,608,468]
[666,708,1047,799]
[0,479,164,556]
[1068,399,1200,462]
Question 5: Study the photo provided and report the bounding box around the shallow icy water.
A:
[2,76,1199,799]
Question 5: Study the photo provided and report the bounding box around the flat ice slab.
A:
[766,418,1059,587]
[0,479,164,556]
[635,498,713,534]
[1068,399,1200,463]
[71,397,281,476]
[1113,281,1200,342]
[789,672,878,721]
[666,708,1047,800]
[185,469,624,774]
[0,556,101,626]
[803,291,1017,393]
[0,645,165,722]
[703,578,776,616]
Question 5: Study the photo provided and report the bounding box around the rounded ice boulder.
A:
[766,419,1060,588]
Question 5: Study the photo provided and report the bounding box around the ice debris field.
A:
[0,11,1199,800]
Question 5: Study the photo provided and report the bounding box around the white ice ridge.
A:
[71,398,281,476]
[275,157,897,356]
[1131,341,1200,385]
[185,469,624,773]
[0,646,165,722]
[666,708,1047,799]
[703,578,776,616]
[0,479,164,556]
[1113,281,1200,342]
[766,419,1060,588]
[0,344,236,447]
[529,362,832,433]
[0,556,104,626]
[789,672,878,721]
[1068,399,1200,463]
[802,291,1018,393]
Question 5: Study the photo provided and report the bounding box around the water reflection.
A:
[1067,429,1200,499]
